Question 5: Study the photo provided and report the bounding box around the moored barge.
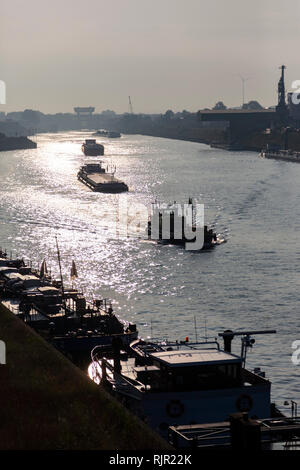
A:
[94,130,121,138]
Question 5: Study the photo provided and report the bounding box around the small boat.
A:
[81,139,104,156]
[147,199,225,250]
[77,162,128,193]
[93,130,121,138]
[89,329,278,439]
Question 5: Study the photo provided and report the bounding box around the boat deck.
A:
[86,172,123,184]
[1,298,116,322]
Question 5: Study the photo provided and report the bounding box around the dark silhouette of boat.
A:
[147,199,225,250]
[0,250,137,364]
[260,148,300,163]
[77,162,128,193]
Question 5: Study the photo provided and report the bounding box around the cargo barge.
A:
[147,199,225,250]
[0,133,37,151]
[260,148,300,163]
[81,139,104,156]
[77,162,128,193]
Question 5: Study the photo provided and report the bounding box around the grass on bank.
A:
[0,304,170,450]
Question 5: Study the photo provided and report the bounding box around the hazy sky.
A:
[1,0,300,114]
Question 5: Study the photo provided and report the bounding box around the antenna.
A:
[128,96,134,114]
[189,197,196,227]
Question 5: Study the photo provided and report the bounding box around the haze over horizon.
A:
[1,0,300,114]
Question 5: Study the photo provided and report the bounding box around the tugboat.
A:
[81,139,104,156]
[77,162,128,193]
[147,199,225,250]
[88,329,277,439]
[260,146,300,163]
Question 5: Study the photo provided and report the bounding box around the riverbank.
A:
[0,303,169,450]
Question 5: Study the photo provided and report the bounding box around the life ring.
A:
[236,394,253,412]
[166,400,184,418]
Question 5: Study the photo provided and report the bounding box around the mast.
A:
[128,96,134,114]
[55,235,65,299]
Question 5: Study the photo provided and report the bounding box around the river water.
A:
[0,131,299,409]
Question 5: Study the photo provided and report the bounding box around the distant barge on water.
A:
[77,162,128,193]
[0,247,137,363]
[0,133,37,152]
[260,147,300,163]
